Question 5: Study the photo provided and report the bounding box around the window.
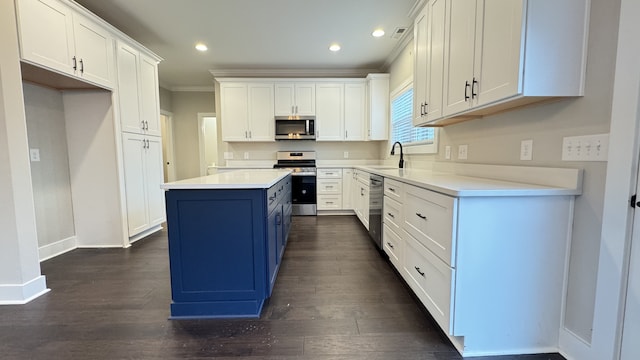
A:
[390,80,437,154]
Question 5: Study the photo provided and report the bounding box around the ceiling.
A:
[73,0,418,90]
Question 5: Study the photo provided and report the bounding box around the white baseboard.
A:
[0,275,49,304]
[39,236,77,262]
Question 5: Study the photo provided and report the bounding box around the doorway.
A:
[160,111,176,182]
[197,112,218,176]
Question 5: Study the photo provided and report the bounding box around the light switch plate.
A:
[458,145,468,160]
[562,133,609,161]
[344,151,349,159]
[244,152,249,160]
[445,146,451,160]
[520,139,533,161]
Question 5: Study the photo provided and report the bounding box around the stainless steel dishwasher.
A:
[368,174,383,249]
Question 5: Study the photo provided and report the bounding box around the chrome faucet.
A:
[390,141,404,168]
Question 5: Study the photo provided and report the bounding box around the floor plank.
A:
[0,215,565,360]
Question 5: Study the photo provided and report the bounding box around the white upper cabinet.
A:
[418,0,589,125]
[16,0,114,89]
[315,83,344,141]
[414,0,446,126]
[116,41,161,136]
[442,0,477,116]
[274,82,315,116]
[220,82,275,142]
[316,81,367,141]
[72,13,114,87]
[344,82,367,141]
[366,74,389,140]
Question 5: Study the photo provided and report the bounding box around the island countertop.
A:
[161,169,292,190]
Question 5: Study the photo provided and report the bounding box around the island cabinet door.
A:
[165,189,267,305]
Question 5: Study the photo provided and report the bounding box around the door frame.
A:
[197,112,217,176]
[160,110,176,182]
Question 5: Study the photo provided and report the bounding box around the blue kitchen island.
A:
[161,170,292,319]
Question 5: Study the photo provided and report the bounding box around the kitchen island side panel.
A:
[165,188,267,318]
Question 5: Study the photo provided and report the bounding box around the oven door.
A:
[291,174,317,215]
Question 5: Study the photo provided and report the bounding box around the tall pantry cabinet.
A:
[116,40,165,241]
[14,0,164,248]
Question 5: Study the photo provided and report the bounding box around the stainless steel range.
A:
[273,151,317,215]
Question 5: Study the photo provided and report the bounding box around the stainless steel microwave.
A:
[275,116,316,140]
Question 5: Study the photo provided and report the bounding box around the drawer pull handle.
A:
[389,187,396,192]
[416,213,427,220]
[415,266,425,277]
[326,201,334,204]
[387,212,395,218]
[387,242,394,249]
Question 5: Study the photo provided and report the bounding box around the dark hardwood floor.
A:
[0,216,565,359]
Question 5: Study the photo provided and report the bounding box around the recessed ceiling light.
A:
[372,29,385,37]
[329,44,341,52]
[195,43,208,52]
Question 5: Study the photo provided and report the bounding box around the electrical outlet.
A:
[244,152,249,160]
[223,152,233,160]
[30,148,40,162]
[344,151,349,159]
[445,146,451,160]
[520,139,533,161]
[562,134,609,161]
[458,145,468,160]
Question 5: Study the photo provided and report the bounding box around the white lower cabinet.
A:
[122,133,165,237]
[353,170,370,229]
[380,177,574,356]
[403,230,455,333]
[317,168,343,210]
[342,168,354,210]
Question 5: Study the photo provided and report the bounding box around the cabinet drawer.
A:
[383,196,402,233]
[317,168,342,178]
[317,195,342,210]
[403,231,455,334]
[404,184,457,267]
[384,178,404,201]
[317,179,342,194]
[383,224,403,270]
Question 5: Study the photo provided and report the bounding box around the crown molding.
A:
[208,68,380,79]
[165,86,215,92]
[408,0,427,19]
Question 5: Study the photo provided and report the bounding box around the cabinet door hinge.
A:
[631,194,637,208]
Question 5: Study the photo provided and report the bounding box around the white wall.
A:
[0,0,47,303]
[23,83,75,251]
[170,91,215,180]
[386,0,619,346]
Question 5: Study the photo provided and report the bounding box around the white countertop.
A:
[175,164,582,197]
[161,169,291,190]
[356,166,582,197]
